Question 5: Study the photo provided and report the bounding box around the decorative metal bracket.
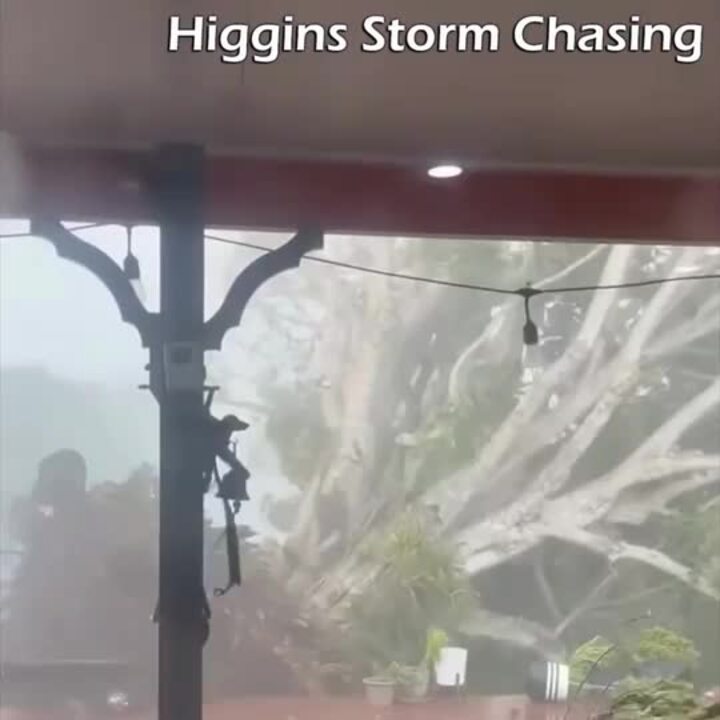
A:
[202,227,324,350]
[26,217,324,353]
[29,217,159,348]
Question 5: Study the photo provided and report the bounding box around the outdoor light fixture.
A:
[123,225,141,281]
[519,285,541,346]
[523,316,539,346]
[427,164,463,179]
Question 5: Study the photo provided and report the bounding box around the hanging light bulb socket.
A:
[517,285,542,346]
[123,225,141,281]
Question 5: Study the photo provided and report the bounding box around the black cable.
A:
[204,233,720,297]
[5,226,719,297]
[205,233,517,294]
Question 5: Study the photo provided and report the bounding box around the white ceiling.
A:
[1,0,719,172]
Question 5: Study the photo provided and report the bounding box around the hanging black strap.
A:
[214,498,242,596]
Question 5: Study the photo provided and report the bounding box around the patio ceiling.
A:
[1,0,719,173]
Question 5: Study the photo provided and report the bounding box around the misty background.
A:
[1,218,718,713]
[0,219,295,554]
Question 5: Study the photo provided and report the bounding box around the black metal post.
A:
[153,144,206,720]
[25,153,324,720]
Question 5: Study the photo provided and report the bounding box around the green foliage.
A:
[569,627,699,686]
[386,661,422,684]
[633,626,699,667]
[570,628,704,718]
[423,627,449,666]
[611,679,699,719]
[569,635,624,685]
[346,511,476,673]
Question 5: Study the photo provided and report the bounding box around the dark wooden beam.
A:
[12,146,720,244]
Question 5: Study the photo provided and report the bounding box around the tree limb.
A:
[461,608,566,658]
[543,527,720,600]
[553,570,617,637]
[534,555,564,624]
[608,469,720,525]
[426,246,636,527]
[447,246,608,404]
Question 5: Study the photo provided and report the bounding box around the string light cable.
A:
[204,233,720,345]
[3,226,718,345]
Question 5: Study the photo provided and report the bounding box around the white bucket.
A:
[434,646,468,688]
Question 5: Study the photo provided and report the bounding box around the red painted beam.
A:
[9,146,720,244]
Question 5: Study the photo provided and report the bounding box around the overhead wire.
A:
[4,226,717,345]
[204,233,720,345]
[204,233,720,297]
[4,227,718,297]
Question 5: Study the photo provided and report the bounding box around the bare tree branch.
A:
[427,247,638,527]
[548,453,720,537]
[553,570,617,637]
[459,454,720,582]
[586,583,676,615]
[608,469,720,525]
[645,304,720,361]
[534,555,564,624]
[447,245,608,403]
[544,527,720,600]
[462,608,566,658]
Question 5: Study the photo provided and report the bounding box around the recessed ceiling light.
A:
[428,164,463,179]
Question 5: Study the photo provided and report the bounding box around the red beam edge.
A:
[7,146,720,245]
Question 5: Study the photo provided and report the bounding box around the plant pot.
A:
[363,677,396,706]
[526,661,570,702]
[397,667,430,703]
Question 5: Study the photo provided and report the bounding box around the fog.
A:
[0,219,294,541]
[1,220,718,718]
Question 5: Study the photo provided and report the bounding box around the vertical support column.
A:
[154,144,206,720]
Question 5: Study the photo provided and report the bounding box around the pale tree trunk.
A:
[298,247,720,621]
[218,236,719,665]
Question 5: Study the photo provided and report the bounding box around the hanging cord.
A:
[214,497,242,597]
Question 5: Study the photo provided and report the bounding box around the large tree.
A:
[214,234,719,687]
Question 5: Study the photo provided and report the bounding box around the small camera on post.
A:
[162,342,205,393]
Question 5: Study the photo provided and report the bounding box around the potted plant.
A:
[348,513,478,705]
[566,626,703,717]
[396,628,449,703]
[362,665,397,707]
